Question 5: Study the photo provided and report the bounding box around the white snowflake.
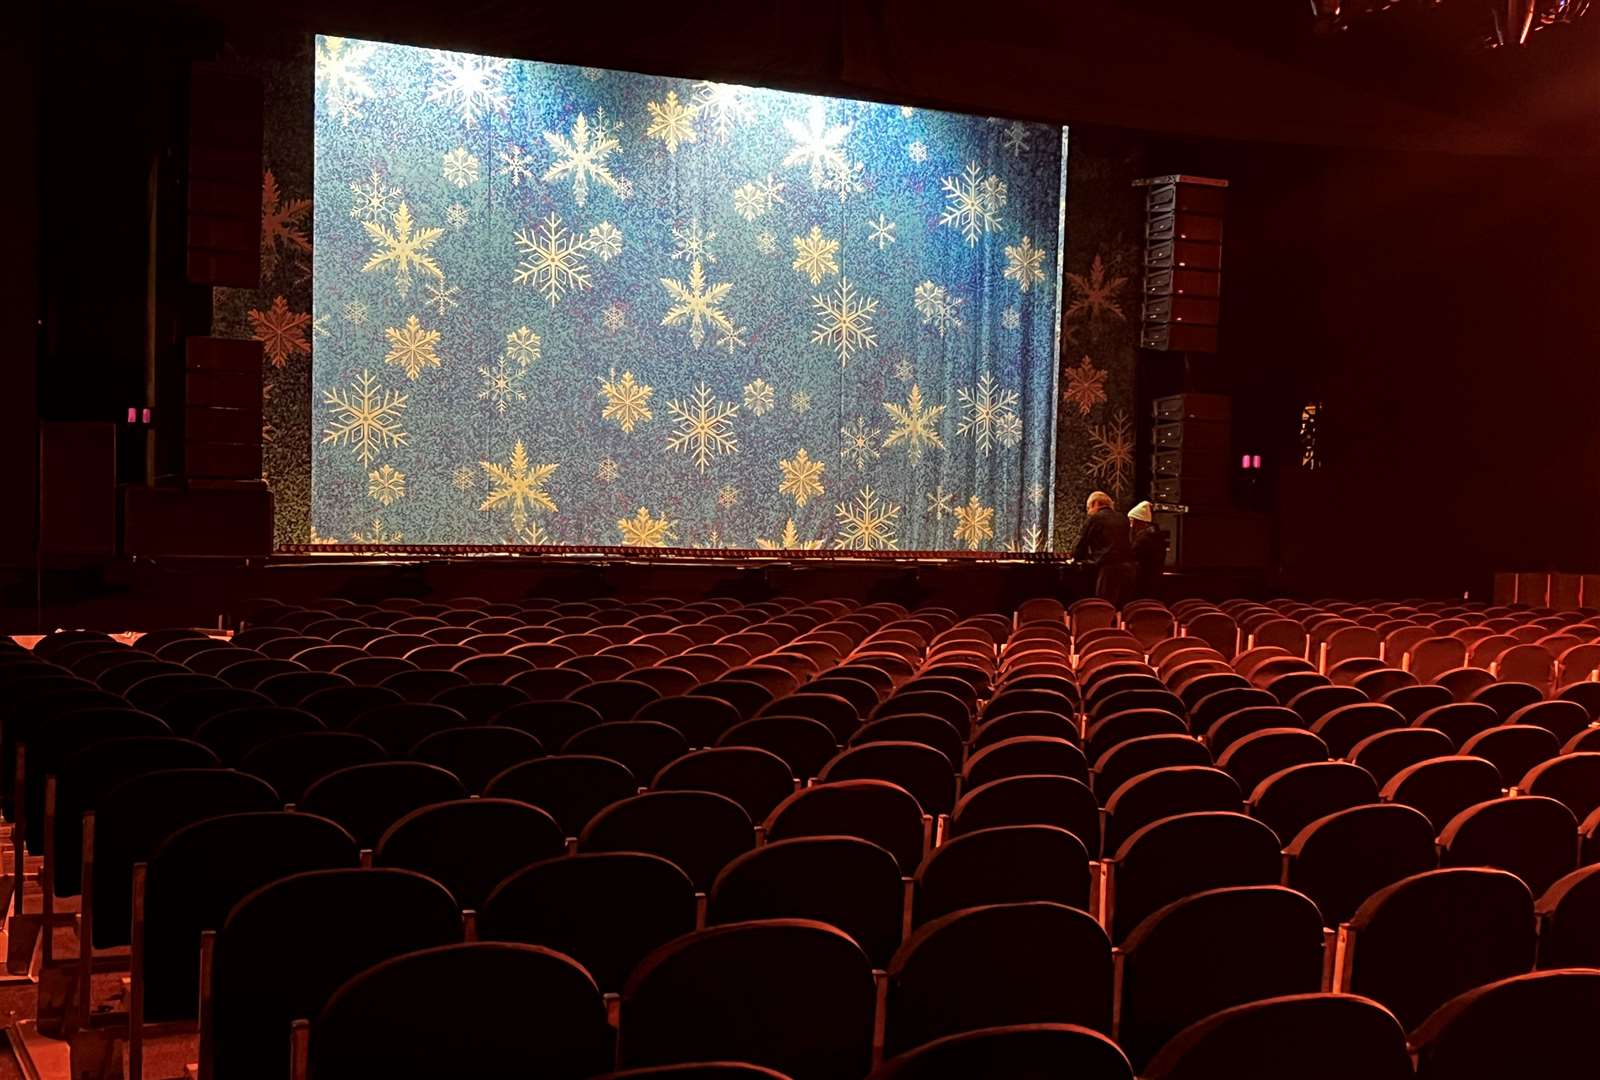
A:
[426,51,510,126]
[1004,235,1048,293]
[743,378,775,416]
[1001,306,1021,330]
[348,167,400,223]
[581,67,604,81]
[542,109,627,207]
[840,415,881,471]
[913,281,964,338]
[603,305,626,332]
[717,483,740,509]
[497,144,536,186]
[445,202,469,228]
[342,300,368,326]
[424,281,460,316]
[442,147,479,187]
[900,106,915,118]
[755,231,779,255]
[926,485,954,520]
[588,221,623,262]
[311,314,330,338]
[1029,483,1045,507]
[811,278,879,367]
[733,174,786,221]
[791,390,812,414]
[665,382,739,473]
[671,219,718,263]
[717,325,748,355]
[867,213,897,251]
[957,372,1021,455]
[317,37,376,126]
[478,357,526,415]
[820,159,866,203]
[907,141,929,163]
[833,487,901,551]
[694,81,757,144]
[782,102,852,189]
[894,358,914,382]
[1002,121,1031,157]
[597,456,620,483]
[940,161,1007,245]
[513,212,593,307]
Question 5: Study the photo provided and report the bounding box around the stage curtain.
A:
[312,36,1065,551]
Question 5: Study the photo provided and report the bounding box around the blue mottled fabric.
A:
[312,35,1064,550]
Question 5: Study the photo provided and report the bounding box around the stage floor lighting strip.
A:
[312,36,1065,552]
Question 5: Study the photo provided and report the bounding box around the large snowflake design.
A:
[496,144,535,187]
[323,369,408,466]
[316,36,376,125]
[441,147,480,188]
[811,278,879,367]
[424,282,460,317]
[425,50,511,127]
[833,487,901,550]
[958,372,1021,455]
[756,519,825,551]
[645,90,697,153]
[693,81,757,143]
[1064,253,1128,322]
[791,225,840,286]
[588,222,623,262]
[666,383,739,473]
[1061,355,1108,417]
[479,440,558,533]
[1001,121,1032,157]
[660,258,735,349]
[953,495,996,550]
[1087,408,1135,498]
[882,384,947,466]
[479,357,525,415]
[742,378,775,417]
[940,161,1008,245]
[733,174,785,221]
[513,212,594,307]
[247,295,311,368]
[598,368,653,433]
[362,202,444,296]
[778,447,825,507]
[840,416,882,471]
[671,219,718,264]
[925,485,954,520]
[912,281,964,338]
[1004,235,1047,293]
[783,102,851,189]
[543,109,627,207]
[618,506,676,547]
[382,315,443,380]
[367,464,406,507]
[349,168,400,224]
[260,170,310,277]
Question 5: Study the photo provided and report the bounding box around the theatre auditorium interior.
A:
[10,1,1600,1077]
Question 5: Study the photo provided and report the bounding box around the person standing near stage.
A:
[1127,500,1170,599]
[1072,491,1135,605]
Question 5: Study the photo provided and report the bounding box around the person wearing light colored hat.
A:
[1128,500,1170,598]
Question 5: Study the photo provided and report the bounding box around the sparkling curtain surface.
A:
[312,36,1065,550]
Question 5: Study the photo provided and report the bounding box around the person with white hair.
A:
[1072,490,1135,604]
[1128,500,1170,598]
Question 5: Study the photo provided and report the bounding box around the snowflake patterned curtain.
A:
[312,36,1066,551]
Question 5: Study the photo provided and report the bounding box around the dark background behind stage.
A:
[9,0,1600,604]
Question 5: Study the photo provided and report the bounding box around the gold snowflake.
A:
[383,315,443,380]
[693,81,756,144]
[350,517,402,544]
[479,357,525,414]
[645,89,697,153]
[743,378,775,417]
[441,147,479,187]
[479,440,558,533]
[791,391,812,414]
[834,487,900,550]
[1087,408,1134,498]
[349,167,399,223]
[953,495,996,550]
[660,258,735,350]
[598,368,653,432]
[452,465,475,491]
[756,519,825,551]
[518,521,553,545]
[1004,235,1047,293]
[882,384,946,465]
[597,457,620,483]
[778,447,825,507]
[513,212,593,307]
[665,382,739,473]
[1003,526,1046,554]
[260,169,310,276]
[368,464,406,506]
[362,202,444,296]
[247,295,311,368]
[342,300,368,325]
[1064,254,1127,322]
[323,369,408,466]
[543,109,627,206]
[717,484,739,509]
[791,225,839,286]
[504,326,541,368]
[840,416,881,471]
[867,214,896,251]
[811,278,878,367]
[1061,355,1108,417]
[958,373,1021,456]
[619,506,676,547]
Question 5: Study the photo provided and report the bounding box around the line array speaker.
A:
[1135,175,1226,352]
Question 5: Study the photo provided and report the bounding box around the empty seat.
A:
[1090,733,1210,802]
[718,716,837,781]
[1283,803,1436,928]
[238,731,386,804]
[1247,761,1380,843]
[348,702,470,755]
[948,774,1098,853]
[1206,706,1306,758]
[1415,702,1500,748]
[1116,886,1326,1071]
[1348,727,1456,789]
[1534,864,1600,968]
[409,725,544,794]
[1142,992,1413,1080]
[765,780,926,873]
[1410,968,1600,1080]
[496,698,602,748]
[298,684,405,726]
[1085,709,1189,763]
[429,682,529,723]
[911,824,1090,927]
[885,902,1112,1057]
[374,798,566,910]
[1105,811,1282,942]
[1518,751,1600,819]
[1437,795,1577,896]
[1380,755,1503,832]
[571,678,664,722]
[851,714,964,770]
[1459,724,1558,787]
[193,705,323,764]
[1310,702,1405,758]
[618,920,875,1080]
[1334,867,1536,1030]
[565,720,689,782]
[653,746,795,821]
[634,695,744,747]
[1506,699,1590,742]
[709,836,903,967]
[969,709,1079,751]
[580,790,754,891]
[1380,683,1453,723]
[867,1024,1132,1080]
[479,852,696,994]
[963,736,1087,790]
[484,755,638,837]
[1102,766,1241,858]
[1216,727,1328,795]
[1468,680,1544,721]
[300,761,467,848]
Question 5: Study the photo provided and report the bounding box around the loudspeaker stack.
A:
[1135,175,1226,353]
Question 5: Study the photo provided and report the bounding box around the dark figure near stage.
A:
[1128,500,1170,600]
[1073,490,1135,606]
